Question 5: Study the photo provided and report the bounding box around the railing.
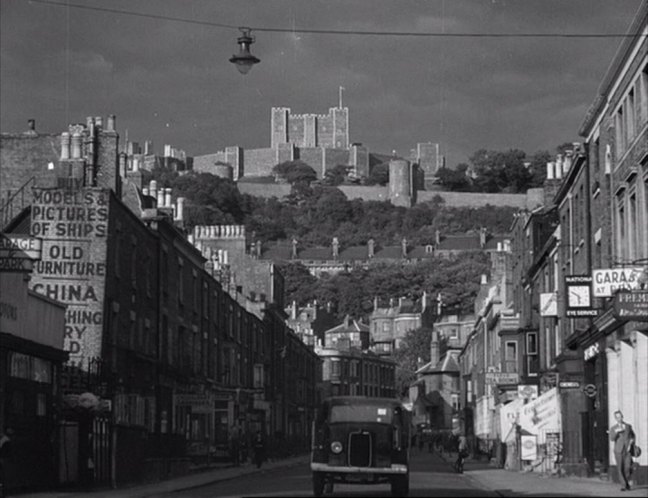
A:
[0,176,35,230]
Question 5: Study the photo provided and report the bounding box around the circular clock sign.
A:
[583,384,597,398]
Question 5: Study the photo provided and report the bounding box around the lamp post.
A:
[229,27,260,74]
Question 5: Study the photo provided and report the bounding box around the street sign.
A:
[559,381,580,389]
[0,235,42,259]
[582,384,597,398]
[0,257,34,272]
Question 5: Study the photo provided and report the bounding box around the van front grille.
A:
[348,431,372,467]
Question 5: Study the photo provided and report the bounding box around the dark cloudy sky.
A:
[0,0,643,165]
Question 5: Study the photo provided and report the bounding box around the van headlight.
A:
[330,441,343,454]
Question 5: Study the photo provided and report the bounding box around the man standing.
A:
[609,410,635,491]
[0,428,14,498]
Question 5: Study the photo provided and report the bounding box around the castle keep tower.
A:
[270,106,349,149]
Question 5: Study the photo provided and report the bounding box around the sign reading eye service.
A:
[592,268,643,297]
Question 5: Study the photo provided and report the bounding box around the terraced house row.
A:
[0,114,320,492]
[458,4,647,486]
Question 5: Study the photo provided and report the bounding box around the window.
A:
[629,191,638,260]
[617,195,626,260]
[527,333,537,354]
[616,106,625,158]
[505,341,517,362]
[526,332,539,376]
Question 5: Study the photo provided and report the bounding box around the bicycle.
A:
[454,451,466,473]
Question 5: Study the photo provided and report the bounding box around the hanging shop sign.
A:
[582,384,597,398]
[540,292,558,317]
[613,291,648,321]
[584,343,600,361]
[592,267,643,297]
[564,275,598,317]
[559,381,581,389]
[518,384,538,400]
[486,372,520,385]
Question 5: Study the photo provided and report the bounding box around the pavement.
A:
[15,455,310,498]
[14,451,648,497]
[435,449,648,497]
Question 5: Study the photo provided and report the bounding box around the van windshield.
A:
[329,404,395,424]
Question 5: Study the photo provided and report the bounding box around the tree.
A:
[434,166,471,191]
[278,262,318,306]
[392,327,434,395]
[469,148,532,193]
[272,160,317,185]
[366,162,390,186]
[321,164,350,186]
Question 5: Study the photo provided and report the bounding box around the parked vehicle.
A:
[310,396,410,497]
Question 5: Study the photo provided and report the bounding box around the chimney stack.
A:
[71,132,82,159]
[106,115,116,132]
[176,197,185,221]
[60,132,71,160]
[430,330,439,366]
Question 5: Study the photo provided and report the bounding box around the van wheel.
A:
[313,472,325,497]
[391,475,409,497]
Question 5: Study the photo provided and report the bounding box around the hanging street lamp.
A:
[229,27,260,74]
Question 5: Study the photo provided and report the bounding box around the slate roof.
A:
[415,353,460,375]
[325,316,370,334]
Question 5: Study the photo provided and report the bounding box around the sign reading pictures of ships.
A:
[592,267,643,297]
[564,275,598,317]
[613,291,648,321]
[30,188,110,366]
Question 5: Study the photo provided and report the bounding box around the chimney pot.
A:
[27,119,36,131]
[60,132,71,160]
[106,115,116,132]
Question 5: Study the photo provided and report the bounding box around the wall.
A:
[30,188,110,366]
[237,181,532,209]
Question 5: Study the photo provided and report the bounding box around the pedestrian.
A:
[252,430,266,468]
[609,410,635,491]
[455,434,468,473]
[0,427,14,498]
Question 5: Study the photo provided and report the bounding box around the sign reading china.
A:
[592,268,643,297]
